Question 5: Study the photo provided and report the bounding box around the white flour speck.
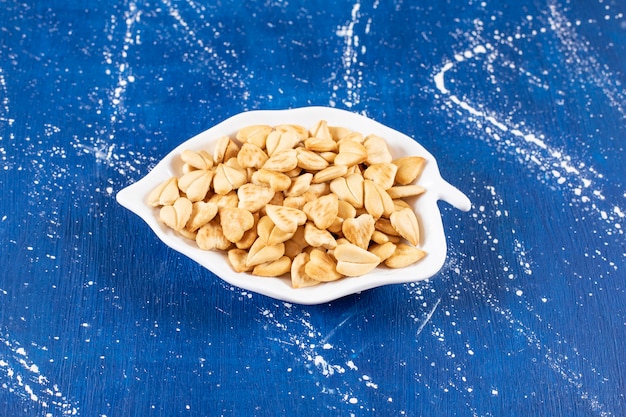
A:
[0,332,79,414]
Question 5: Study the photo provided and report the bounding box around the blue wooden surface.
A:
[1,0,625,416]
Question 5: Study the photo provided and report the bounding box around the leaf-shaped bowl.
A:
[117,107,471,305]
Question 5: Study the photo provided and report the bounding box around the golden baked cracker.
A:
[196,221,231,251]
[363,179,395,219]
[181,149,214,170]
[148,177,179,207]
[284,172,313,197]
[236,124,272,148]
[333,140,368,167]
[237,142,269,169]
[252,256,292,277]
[186,201,219,232]
[393,156,426,185]
[178,169,213,202]
[265,204,307,234]
[246,238,285,267]
[262,148,299,172]
[312,165,348,184]
[309,119,333,141]
[257,215,296,246]
[304,249,343,282]
[368,242,396,262]
[384,243,426,268]
[341,213,375,250]
[291,253,320,288]
[386,185,426,199]
[213,163,247,195]
[334,242,380,277]
[219,207,255,243]
[228,248,253,272]
[363,163,398,190]
[389,207,421,246]
[303,193,338,230]
[213,135,240,164]
[275,123,309,141]
[159,197,192,231]
[237,183,275,213]
[296,148,330,171]
[266,130,301,156]
[330,173,364,208]
[364,134,393,164]
[303,222,337,250]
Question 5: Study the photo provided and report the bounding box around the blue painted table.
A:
[1,0,624,416]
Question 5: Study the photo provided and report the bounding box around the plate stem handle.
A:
[438,180,471,212]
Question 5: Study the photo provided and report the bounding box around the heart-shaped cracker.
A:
[237,183,275,213]
[257,215,296,246]
[196,220,231,251]
[266,130,301,156]
[330,173,364,208]
[296,148,329,171]
[303,193,338,230]
[227,248,253,273]
[285,172,313,197]
[237,142,268,169]
[333,140,368,167]
[363,163,398,190]
[386,185,426,199]
[393,156,426,185]
[159,197,192,231]
[303,222,337,250]
[334,242,381,277]
[384,243,426,268]
[363,179,395,220]
[178,169,214,202]
[265,205,307,234]
[262,149,298,172]
[304,249,342,282]
[246,238,285,267]
[364,135,393,165]
[342,213,375,250]
[219,207,255,243]
[213,163,248,195]
[389,207,421,246]
[213,135,240,164]
[148,177,179,207]
[252,256,292,277]
[290,252,320,288]
[181,149,214,170]
[186,201,219,232]
[251,169,291,192]
[236,124,272,149]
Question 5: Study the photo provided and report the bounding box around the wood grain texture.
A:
[0,0,624,415]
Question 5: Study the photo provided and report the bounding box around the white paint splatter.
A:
[332,1,364,108]
[0,67,14,127]
[415,297,441,337]
[546,1,626,117]
[104,1,142,122]
[456,181,616,416]
[160,0,247,92]
[314,355,345,376]
[0,332,79,414]
[434,41,623,243]
[255,302,388,408]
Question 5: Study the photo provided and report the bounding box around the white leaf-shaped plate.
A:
[117,107,471,305]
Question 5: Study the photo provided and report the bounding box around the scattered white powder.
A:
[0,332,78,414]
